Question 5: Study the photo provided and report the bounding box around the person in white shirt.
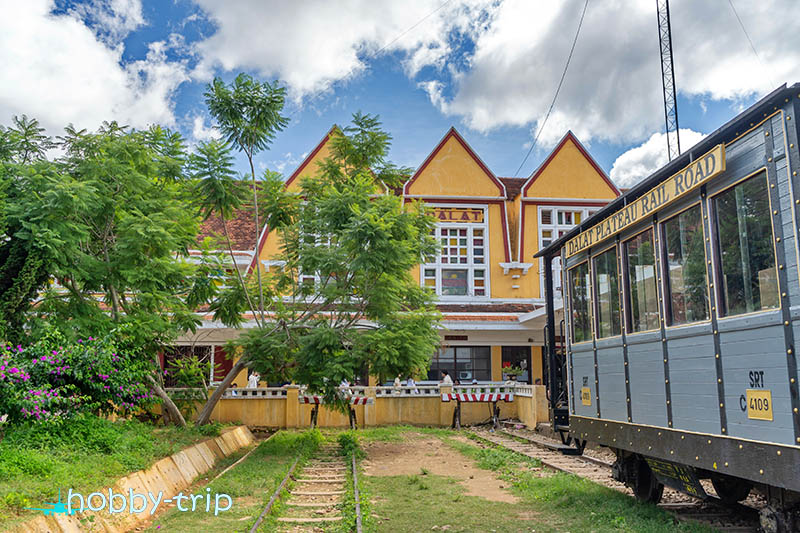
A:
[393,375,402,394]
[247,371,260,388]
[406,376,418,394]
[440,370,453,385]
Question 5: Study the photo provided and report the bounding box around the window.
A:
[539,206,601,298]
[428,346,491,381]
[162,345,211,388]
[568,262,592,343]
[594,247,621,338]
[713,173,778,316]
[663,205,709,325]
[422,208,488,297]
[624,230,659,332]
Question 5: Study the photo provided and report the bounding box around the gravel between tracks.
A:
[471,426,764,533]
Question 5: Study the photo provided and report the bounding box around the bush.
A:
[337,430,364,459]
[197,421,223,437]
[0,328,157,424]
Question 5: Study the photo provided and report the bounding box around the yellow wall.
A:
[523,136,618,200]
[520,135,619,296]
[406,134,503,198]
[256,128,616,302]
[204,386,536,429]
[491,346,502,381]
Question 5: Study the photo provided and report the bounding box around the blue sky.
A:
[2,1,798,187]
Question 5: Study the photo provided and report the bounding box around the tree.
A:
[204,74,289,318]
[194,113,440,424]
[0,119,210,426]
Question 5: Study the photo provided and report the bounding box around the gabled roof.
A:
[498,177,527,200]
[284,125,339,189]
[521,131,620,197]
[403,127,507,197]
[197,207,258,251]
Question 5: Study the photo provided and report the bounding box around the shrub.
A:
[0,329,157,424]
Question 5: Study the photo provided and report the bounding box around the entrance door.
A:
[501,346,532,384]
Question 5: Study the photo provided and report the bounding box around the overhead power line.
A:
[727,0,776,88]
[374,0,454,57]
[514,0,590,177]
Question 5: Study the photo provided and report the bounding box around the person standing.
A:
[393,375,402,394]
[406,376,418,394]
[247,371,260,388]
[440,370,453,385]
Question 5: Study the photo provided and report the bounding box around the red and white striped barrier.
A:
[300,395,374,405]
[441,393,514,402]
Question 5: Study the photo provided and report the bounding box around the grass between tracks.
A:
[143,430,322,532]
[359,426,717,533]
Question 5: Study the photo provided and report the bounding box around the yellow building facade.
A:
[179,127,619,386]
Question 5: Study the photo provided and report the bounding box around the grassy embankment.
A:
[0,415,234,530]
[144,430,323,532]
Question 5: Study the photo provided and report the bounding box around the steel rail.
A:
[352,453,363,533]
[249,456,299,533]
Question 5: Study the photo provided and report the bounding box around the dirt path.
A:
[362,433,518,504]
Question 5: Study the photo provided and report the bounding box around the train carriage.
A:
[536,83,800,532]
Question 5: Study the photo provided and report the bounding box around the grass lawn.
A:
[0,415,232,530]
[358,426,717,533]
[143,430,323,533]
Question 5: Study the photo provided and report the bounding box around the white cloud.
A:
[610,128,707,188]
[190,114,220,143]
[0,0,188,134]
[425,0,800,146]
[70,0,145,45]
[192,0,497,99]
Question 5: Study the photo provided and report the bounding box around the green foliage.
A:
[337,430,365,459]
[204,74,289,160]
[197,420,223,437]
[0,116,207,349]
[189,140,247,221]
[1,492,31,516]
[163,353,211,419]
[219,113,441,413]
[0,414,224,523]
[0,328,156,423]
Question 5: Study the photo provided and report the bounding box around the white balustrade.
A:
[220,387,288,399]
[373,385,440,397]
[514,385,534,397]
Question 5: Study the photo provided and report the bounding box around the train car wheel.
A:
[710,475,751,504]
[633,460,664,504]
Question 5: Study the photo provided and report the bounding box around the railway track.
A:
[250,442,363,532]
[472,426,762,533]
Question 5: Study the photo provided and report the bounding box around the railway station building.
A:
[173,126,620,387]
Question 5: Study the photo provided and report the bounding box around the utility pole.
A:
[656,0,680,161]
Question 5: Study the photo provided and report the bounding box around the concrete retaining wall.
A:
[9,426,255,533]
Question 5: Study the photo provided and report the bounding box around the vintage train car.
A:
[536,83,800,532]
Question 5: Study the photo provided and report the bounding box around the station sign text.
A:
[566,144,726,257]
[430,207,484,223]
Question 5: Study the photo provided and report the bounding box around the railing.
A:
[451,382,517,395]
[514,385,534,397]
[167,383,519,400]
[373,385,440,397]
[220,387,288,399]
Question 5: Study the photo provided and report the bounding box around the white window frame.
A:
[421,204,490,300]
[538,206,599,298]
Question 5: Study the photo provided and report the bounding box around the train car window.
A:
[568,262,592,343]
[594,248,621,338]
[712,172,779,316]
[624,230,659,332]
[662,205,709,325]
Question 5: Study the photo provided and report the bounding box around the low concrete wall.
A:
[10,426,255,533]
[205,385,548,429]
